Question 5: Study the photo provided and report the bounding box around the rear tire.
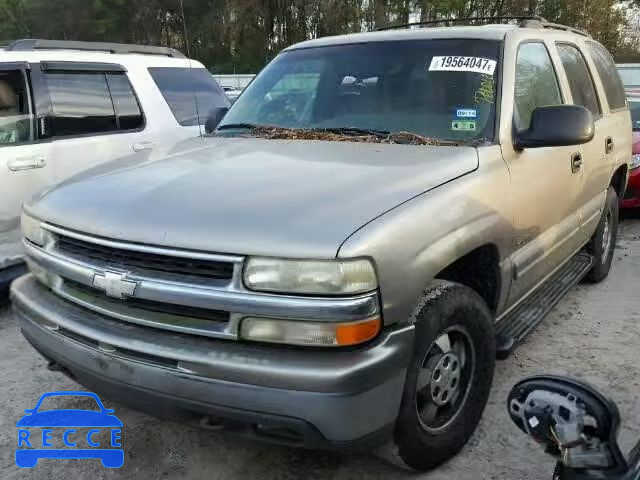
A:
[390,280,495,471]
[585,186,618,283]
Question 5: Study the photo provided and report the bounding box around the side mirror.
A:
[508,375,628,474]
[205,106,229,134]
[514,105,594,150]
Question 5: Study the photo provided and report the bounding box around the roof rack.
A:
[0,39,186,58]
[375,15,590,37]
[541,21,590,37]
[375,16,546,31]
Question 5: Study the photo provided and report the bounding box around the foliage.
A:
[0,0,638,72]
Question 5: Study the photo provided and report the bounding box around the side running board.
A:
[495,253,594,360]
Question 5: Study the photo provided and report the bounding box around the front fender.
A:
[338,146,513,326]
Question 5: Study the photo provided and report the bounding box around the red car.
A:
[623,96,640,209]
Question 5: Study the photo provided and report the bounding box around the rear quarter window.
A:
[148,67,230,126]
[587,42,627,110]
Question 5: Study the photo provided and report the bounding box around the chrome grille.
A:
[65,280,229,323]
[55,234,234,281]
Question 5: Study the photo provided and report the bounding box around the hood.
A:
[29,137,478,258]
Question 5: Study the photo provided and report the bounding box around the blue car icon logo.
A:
[16,391,123,468]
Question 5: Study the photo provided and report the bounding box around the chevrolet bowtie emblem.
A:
[92,271,138,299]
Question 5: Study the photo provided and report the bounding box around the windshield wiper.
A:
[216,123,260,131]
[313,127,391,137]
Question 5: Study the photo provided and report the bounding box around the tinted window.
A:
[148,67,230,126]
[106,73,144,130]
[557,44,600,116]
[514,43,563,130]
[46,72,117,136]
[629,97,640,130]
[258,71,321,123]
[221,39,501,142]
[587,42,626,110]
[618,67,640,88]
[0,69,34,145]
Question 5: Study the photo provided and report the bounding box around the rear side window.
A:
[45,70,144,137]
[514,42,563,131]
[106,73,144,130]
[557,44,601,116]
[587,42,626,110]
[148,67,230,126]
[45,72,117,136]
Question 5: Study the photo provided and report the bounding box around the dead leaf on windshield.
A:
[248,126,455,146]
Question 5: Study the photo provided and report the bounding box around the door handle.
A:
[571,153,583,173]
[605,137,614,154]
[131,141,155,152]
[7,155,46,171]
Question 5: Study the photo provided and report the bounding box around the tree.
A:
[0,0,637,70]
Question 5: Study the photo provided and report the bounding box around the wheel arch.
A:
[434,243,502,313]
[610,164,628,199]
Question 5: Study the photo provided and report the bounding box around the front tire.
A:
[585,186,618,283]
[391,280,495,471]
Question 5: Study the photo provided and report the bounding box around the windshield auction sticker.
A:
[429,56,497,75]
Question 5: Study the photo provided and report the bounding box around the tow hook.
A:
[46,360,67,372]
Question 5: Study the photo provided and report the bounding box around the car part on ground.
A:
[508,375,639,480]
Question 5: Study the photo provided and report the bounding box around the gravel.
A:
[1,215,639,480]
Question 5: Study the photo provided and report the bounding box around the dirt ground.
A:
[1,215,639,480]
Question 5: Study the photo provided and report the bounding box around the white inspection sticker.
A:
[429,56,497,75]
[456,108,477,118]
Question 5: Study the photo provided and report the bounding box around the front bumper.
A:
[12,274,414,449]
[621,167,640,208]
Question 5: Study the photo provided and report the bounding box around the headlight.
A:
[243,257,378,295]
[21,212,45,246]
[631,154,640,170]
[240,316,381,347]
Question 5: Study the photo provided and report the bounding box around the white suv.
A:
[0,39,229,290]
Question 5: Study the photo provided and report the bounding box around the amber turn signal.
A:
[335,317,381,346]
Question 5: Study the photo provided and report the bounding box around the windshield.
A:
[220,39,500,143]
[629,97,640,131]
[618,67,640,87]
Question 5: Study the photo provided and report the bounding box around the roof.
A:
[285,25,518,50]
[285,23,589,51]
[0,39,199,69]
[0,50,201,69]
[1,39,185,57]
